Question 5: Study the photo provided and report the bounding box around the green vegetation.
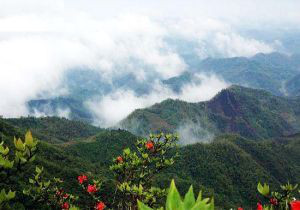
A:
[121,85,300,140]
[0,107,300,209]
[7,117,102,144]
[138,180,214,210]
[286,73,300,96]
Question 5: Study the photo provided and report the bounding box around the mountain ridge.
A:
[120,85,300,140]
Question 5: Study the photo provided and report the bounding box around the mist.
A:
[0,0,299,126]
[176,121,215,145]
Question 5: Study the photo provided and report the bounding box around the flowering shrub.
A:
[110,133,179,209]
[23,166,78,209]
[257,182,300,210]
[77,174,105,209]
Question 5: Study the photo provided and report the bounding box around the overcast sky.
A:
[0,0,299,125]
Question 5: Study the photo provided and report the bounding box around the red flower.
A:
[95,201,106,210]
[237,207,243,210]
[257,203,263,210]
[78,174,88,184]
[87,184,98,193]
[63,194,69,199]
[145,141,154,150]
[62,202,70,210]
[291,201,300,210]
[270,198,278,206]
[117,156,123,163]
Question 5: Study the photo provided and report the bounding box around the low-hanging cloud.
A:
[0,0,298,123]
[176,121,215,145]
[86,74,229,127]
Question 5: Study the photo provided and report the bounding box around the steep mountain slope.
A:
[120,86,300,140]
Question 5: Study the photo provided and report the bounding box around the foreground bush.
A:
[0,131,37,209]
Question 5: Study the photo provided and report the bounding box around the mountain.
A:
[26,52,300,123]
[1,116,300,208]
[120,85,300,140]
[27,97,93,122]
[164,52,300,96]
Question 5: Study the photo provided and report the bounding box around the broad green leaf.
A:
[166,179,183,210]
[183,185,196,209]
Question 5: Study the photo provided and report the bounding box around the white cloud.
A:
[87,74,229,127]
[0,0,298,122]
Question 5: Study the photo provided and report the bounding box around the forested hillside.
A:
[121,85,300,140]
[1,116,299,209]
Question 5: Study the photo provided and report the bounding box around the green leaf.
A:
[183,185,196,209]
[3,160,14,169]
[29,178,35,184]
[142,153,149,159]
[25,131,35,148]
[35,166,43,174]
[258,183,270,196]
[0,189,15,202]
[166,179,183,210]
[196,191,202,203]
[14,137,25,151]
[138,200,153,210]
[6,191,15,200]
[0,145,9,155]
[29,155,36,162]
[124,148,131,155]
[44,180,51,188]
